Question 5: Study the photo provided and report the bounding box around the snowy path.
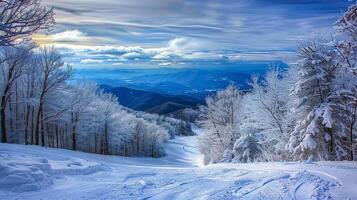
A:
[1,133,357,199]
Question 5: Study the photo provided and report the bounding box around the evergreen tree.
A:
[232,134,263,163]
[286,39,340,160]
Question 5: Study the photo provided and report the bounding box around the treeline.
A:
[0,0,193,158]
[198,4,357,164]
[128,109,195,138]
[0,45,174,157]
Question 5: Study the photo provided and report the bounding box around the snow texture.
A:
[0,130,357,200]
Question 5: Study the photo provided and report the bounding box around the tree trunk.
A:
[30,107,35,144]
[326,127,335,160]
[71,113,78,150]
[350,124,354,161]
[55,124,59,148]
[24,105,31,145]
[40,111,45,146]
[1,95,7,143]
[103,123,109,155]
[94,132,98,153]
[35,104,43,145]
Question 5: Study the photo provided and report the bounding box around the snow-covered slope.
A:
[0,135,357,200]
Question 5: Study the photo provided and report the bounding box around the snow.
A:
[1,131,357,200]
[300,133,317,150]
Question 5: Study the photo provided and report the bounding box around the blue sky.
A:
[38,0,353,68]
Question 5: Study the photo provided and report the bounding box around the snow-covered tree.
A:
[0,47,31,143]
[0,47,173,158]
[198,84,243,164]
[285,39,342,161]
[241,68,292,160]
[232,134,263,163]
[330,3,357,160]
[286,3,357,161]
[67,81,98,150]
[0,0,173,159]
[129,109,194,138]
[33,46,71,146]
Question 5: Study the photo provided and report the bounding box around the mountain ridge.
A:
[100,85,202,115]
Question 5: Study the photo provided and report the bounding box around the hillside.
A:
[100,85,202,115]
[146,102,193,115]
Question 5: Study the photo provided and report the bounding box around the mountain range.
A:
[76,61,287,118]
[75,61,287,100]
[100,85,203,116]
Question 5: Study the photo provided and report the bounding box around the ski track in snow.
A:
[1,130,357,199]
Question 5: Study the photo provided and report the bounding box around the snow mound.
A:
[0,154,53,192]
[0,152,109,192]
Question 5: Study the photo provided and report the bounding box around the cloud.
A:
[112,62,124,66]
[40,0,353,68]
[33,30,94,47]
[169,38,190,51]
[158,62,172,66]
[47,1,352,46]
[168,37,209,53]
[121,52,150,60]
[47,35,232,67]
[50,30,88,42]
[80,58,104,64]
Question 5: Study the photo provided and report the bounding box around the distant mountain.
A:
[75,61,287,100]
[146,102,193,115]
[100,85,202,115]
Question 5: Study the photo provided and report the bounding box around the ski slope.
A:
[1,134,357,200]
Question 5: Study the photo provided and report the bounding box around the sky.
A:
[34,0,353,69]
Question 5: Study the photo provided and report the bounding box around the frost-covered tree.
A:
[198,84,243,164]
[0,47,31,143]
[129,109,194,138]
[0,0,174,159]
[241,68,292,160]
[0,47,173,158]
[34,47,71,146]
[67,81,98,150]
[94,92,119,155]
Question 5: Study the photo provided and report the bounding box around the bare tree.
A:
[0,0,54,46]
[0,47,30,142]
